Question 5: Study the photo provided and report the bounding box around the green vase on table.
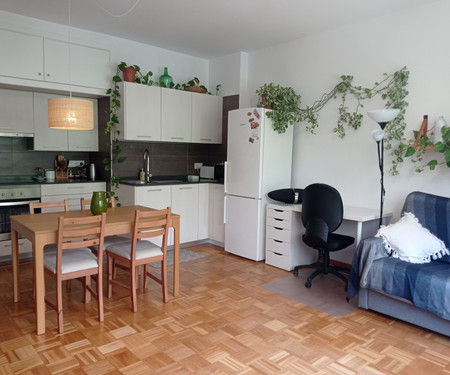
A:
[90,191,108,215]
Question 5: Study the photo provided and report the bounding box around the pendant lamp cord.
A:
[68,0,72,102]
[95,0,141,18]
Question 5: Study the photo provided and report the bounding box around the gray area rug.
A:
[261,271,358,317]
[150,248,204,267]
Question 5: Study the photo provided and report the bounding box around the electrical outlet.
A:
[194,162,203,169]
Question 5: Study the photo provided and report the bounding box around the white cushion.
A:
[90,235,132,252]
[106,240,163,260]
[376,212,449,263]
[44,248,99,274]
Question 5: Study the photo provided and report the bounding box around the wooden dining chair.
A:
[30,200,69,214]
[105,207,171,312]
[80,195,130,251]
[43,213,106,333]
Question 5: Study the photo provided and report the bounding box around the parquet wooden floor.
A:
[0,244,449,374]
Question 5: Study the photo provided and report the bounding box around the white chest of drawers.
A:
[265,204,316,271]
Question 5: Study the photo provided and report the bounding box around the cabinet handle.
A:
[66,186,84,190]
[137,135,152,138]
[274,239,283,243]
[274,227,283,230]
[38,72,42,76]
[274,218,284,221]
[274,252,283,256]
[46,73,50,77]
[42,145,64,149]
[179,187,193,190]
[146,189,162,192]
[200,138,211,141]
[171,137,184,140]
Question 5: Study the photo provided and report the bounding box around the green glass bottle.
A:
[159,67,173,88]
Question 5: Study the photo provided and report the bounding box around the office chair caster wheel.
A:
[305,281,311,288]
[293,269,299,276]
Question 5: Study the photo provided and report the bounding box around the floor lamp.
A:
[367,109,400,227]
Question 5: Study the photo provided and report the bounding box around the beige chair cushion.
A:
[44,248,99,274]
[106,240,163,260]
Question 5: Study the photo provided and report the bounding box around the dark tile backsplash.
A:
[1,95,239,179]
[0,137,89,176]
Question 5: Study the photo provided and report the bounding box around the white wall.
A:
[0,10,209,92]
[245,0,450,220]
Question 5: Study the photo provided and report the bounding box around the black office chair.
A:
[293,183,354,288]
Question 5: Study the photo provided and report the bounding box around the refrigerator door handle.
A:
[224,161,228,194]
[223,195,227,223]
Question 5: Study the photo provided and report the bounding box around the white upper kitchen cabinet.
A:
[192,94,223,144]
[171,184,199,243]
[0,88,34,134]
[161,88,192,143]
[33,93,99,151]
[44,39,110,90]
[0,29,44,81]
[117,82,161,141]
[0,29,110,92]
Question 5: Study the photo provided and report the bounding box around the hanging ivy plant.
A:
[297,66,409,175]
[104,62,155,204]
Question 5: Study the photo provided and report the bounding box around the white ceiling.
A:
[0,0,441,59]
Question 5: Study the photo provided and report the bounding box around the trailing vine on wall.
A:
[298,66,409,175]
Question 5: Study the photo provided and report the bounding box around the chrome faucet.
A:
[143,149,152,182]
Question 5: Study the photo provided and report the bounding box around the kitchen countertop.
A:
[120,176,223,187]
[0,176,106,186]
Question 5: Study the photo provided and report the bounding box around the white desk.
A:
[265,203,392,271]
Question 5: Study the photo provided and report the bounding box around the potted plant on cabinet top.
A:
[174,77,210,94]
[256,83,302,133]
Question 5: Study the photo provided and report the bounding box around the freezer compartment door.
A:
[225,195,264,261]
[226,109,263,199]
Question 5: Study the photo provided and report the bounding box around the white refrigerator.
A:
[224,108,294,261]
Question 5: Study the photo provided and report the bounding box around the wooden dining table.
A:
[10,205,180,335]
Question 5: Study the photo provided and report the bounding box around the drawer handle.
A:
[274,209,283,212]
[274,252,282,256]
[274,239,283,243]
[274,227,283,230]
[274,218,284,221]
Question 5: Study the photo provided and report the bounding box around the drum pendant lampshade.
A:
[48,97,94,130]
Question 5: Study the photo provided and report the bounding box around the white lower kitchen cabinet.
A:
[171,184,199,243]
[265,204,316,271]
[40,182,106,211]
[209,184,224,243]
[33,93,99,151]
[118,182,225,245]
[198,184,209,240]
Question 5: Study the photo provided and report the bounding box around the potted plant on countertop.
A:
[256,83,302,134]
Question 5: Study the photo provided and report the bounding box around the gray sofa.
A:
[347,191,450,336]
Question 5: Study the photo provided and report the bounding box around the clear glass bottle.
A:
[434,116,447,144]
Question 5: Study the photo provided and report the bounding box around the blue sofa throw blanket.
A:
[347,191,450,321]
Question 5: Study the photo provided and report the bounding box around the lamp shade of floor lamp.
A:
[367,109,400,227]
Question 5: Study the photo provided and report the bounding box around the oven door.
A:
[0,199,39,241]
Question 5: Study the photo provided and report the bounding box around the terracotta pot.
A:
[261,94,272,109]
[123,67,137,82]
